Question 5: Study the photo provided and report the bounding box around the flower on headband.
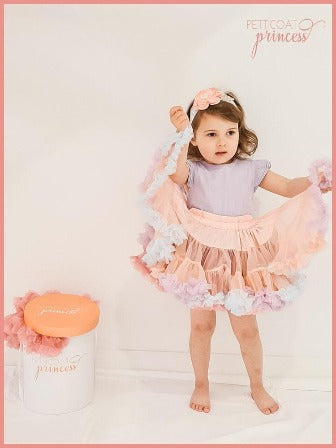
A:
[193,88,224,110]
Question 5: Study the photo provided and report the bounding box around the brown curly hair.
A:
[186,91,258,162]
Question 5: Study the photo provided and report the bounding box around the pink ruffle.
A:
[308,158,332,189]
[138,147,168,193]
[130,254,165,292]
[136,223,155,250]
[251,288,285,313]
[158,273,211,303]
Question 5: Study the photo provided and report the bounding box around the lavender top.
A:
[185,158,271,216]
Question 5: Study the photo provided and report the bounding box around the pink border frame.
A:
[0,1,334,446]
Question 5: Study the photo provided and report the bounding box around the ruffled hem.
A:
[157,271,306,316]
[130,254,165,292]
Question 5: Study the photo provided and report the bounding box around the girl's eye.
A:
[206,131,236,137]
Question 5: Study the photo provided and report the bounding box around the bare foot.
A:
[189,383,211,413]
[250,385,279,415]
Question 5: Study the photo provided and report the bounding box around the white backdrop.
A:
[5,4,332,385]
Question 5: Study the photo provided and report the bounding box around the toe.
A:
[204,407,210,413]
[271,404,279,413]
[264,408,271,414]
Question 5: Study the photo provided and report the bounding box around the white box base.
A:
[19,329,97,415]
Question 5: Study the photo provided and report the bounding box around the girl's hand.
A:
[169,106,190,132]
[317,171,332,194]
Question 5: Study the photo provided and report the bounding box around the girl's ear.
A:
[191,136,196,146]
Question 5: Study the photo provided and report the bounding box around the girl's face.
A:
[191,113,239,164]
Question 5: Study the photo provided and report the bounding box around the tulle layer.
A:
[132,181,329,316]
[153,232,307,315]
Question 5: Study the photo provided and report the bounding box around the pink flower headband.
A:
[189,87,238,123]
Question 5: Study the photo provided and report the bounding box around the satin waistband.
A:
[189,207,254,222]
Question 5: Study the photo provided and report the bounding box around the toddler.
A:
[131,87,331,415]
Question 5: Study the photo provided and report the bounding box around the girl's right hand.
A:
[169,106,190,132]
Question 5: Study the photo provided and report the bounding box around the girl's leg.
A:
[227,310,279,414]
[189,308,216,413]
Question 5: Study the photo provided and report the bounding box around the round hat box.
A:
[19,293,100,414]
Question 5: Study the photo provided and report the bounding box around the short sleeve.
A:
[253,159,271,192]
[186,159,196,188]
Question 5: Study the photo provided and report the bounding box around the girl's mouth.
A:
[215,151,227,155]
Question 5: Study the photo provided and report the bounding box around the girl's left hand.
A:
[318,171,332,194]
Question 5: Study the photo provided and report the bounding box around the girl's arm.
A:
[168,106,190,185]
[260,171,331,197]
[259,170,309,198]
[169,143,189,185]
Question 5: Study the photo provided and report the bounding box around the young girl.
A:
[131,87,332,415]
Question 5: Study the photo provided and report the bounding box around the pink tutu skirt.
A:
[131,128,331,316]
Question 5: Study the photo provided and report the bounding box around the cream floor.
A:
[4,366,332,444]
